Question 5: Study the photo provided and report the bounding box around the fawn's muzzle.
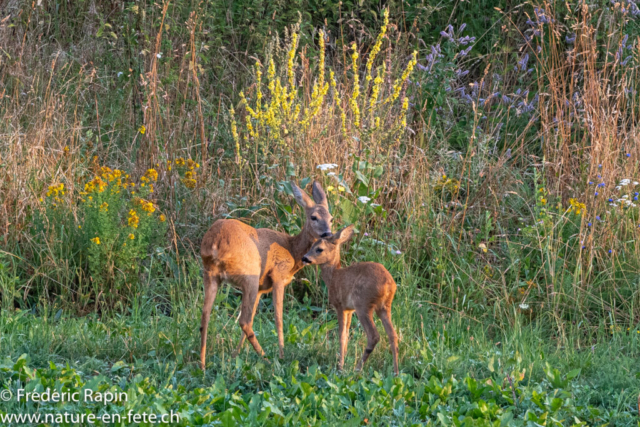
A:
[302,256,311,264]
[321,232,331,238]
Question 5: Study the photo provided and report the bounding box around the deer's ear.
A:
[312,181,329,208]
[290,181,315,209]
[333,225,355,244]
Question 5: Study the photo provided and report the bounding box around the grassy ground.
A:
[1,255,640,425]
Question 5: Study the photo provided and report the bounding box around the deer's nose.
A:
[302,256,311,264]
[321,232,331,238]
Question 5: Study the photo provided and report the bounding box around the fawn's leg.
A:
[377,307,399,375]
[340,311,353,371]
[355,308,380,372]
[272,281,286,359]
[336,310,348,371]
[200,269,220,370]
[233,277,265,358]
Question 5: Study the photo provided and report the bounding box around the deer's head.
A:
[291,181,333,239]
[302,225,354,265]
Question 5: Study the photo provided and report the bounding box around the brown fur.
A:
[302,225,399,375]
[199,181,332,370]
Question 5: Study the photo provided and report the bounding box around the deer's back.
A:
[200,219,296,289]
[332,262,396,310]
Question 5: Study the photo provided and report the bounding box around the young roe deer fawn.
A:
[199,181,333,370]
[302,225,399,375]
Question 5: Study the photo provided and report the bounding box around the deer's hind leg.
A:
[355,308,380,372]
[200,268,220,370]
[377,307,399,375]
[233,276,265,358]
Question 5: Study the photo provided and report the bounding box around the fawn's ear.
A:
[311,181,329,208]
[291,181,315,209]
[332,224,355,245]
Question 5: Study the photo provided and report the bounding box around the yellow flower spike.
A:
[369,64,385,109]
[400,96,409,127]
[386,50,418,104]
[229,106,241,164]
[139,125,146,134]
[99,202,109,212]
[365,9,388,87]
[267,59,276,94]
[350,42,361,128]
[287,33,299,89]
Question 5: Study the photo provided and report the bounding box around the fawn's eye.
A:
[311,216,318,221]
[316,248,323,253]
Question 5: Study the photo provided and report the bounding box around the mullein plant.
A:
[229,9,416,169]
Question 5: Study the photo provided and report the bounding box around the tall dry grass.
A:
[1,1,640,330]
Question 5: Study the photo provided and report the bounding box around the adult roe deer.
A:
[302,225,399,375]
[199,181,333,370]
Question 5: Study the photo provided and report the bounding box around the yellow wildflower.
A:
[139,125,146,134]
[159,214,166,222]
[128,210,140,228]
[91,237,101,245]
[128,233,135,240]
[144,168,158,182]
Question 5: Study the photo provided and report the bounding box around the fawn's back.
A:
[330,262,396,311]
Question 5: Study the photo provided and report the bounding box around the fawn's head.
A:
[302,225,354,265]
[291,181,333,239]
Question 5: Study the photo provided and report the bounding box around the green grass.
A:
[1,262,639,425]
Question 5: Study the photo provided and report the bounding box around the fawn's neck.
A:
[319,252,341,289]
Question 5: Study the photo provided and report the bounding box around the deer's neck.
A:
[289,226,316,271]
[319,254,341,291]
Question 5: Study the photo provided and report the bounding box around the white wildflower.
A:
[615,186,622,190]
[519,303,530,310]
[620,179,630,186]
[317,163,338,171]
[117,72,123,77]
[156,53,162,59]
[358,196,371,204]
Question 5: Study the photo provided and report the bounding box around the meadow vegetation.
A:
[1,0,640,424]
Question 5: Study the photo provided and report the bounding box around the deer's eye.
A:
[311,216,318,221]
[316,248,323,253]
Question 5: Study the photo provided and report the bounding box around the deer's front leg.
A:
[272,280,285,359]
